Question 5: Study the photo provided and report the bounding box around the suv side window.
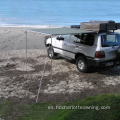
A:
[60,35,70,41]
[69,34,81,43]
[81,34,95,46]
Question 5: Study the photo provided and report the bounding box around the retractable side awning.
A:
[27,28,96,35]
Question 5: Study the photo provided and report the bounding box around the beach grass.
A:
[0,101,53,120]
[47,93,120,120]
[0,93,120,120]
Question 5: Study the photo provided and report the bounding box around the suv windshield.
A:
[101,34,120,47]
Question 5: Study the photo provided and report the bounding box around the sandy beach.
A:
[0,27,120,103]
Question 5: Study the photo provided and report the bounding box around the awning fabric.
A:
[28,28,96,35]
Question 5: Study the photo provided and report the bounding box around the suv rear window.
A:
[101,34,120,47]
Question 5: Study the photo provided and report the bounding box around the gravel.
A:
[0,49,120,103]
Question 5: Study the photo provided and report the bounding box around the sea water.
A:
[0,0,120,27]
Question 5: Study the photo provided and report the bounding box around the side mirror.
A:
[57,36,64,40]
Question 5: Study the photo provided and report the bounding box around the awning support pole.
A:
[26,30,28,72]
[51,35,52,85]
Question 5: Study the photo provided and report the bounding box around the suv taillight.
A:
[95,51,105,58]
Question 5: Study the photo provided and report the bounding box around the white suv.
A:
[44,31,120,72]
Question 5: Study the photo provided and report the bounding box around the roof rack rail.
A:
[71,25,80,29]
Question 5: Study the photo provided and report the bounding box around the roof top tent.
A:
[26,28,96,102]
[80,21,117,32]
[71,21,120,32]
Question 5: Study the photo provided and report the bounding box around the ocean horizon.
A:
[0,0,120,27]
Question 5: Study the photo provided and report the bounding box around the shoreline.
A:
[0,24,69,28]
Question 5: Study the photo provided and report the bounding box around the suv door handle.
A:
[75,45,78,47]
[64,43,67,45]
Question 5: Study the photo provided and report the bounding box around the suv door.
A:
[78,33,96,58]
[66,34,96,59]
[66,34,81,59]
[55,35,70,56]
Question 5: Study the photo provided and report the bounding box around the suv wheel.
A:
[76,56,88,73]
[47,47,56,59]
[117,46,120,61]
[44,39,47,47]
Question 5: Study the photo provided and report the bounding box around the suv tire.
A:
[117,46,120,61]
[44,39,48,47]
[47,47,57,59]
[76,56,88,73]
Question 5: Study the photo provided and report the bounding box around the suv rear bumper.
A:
[87,58,120,67]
